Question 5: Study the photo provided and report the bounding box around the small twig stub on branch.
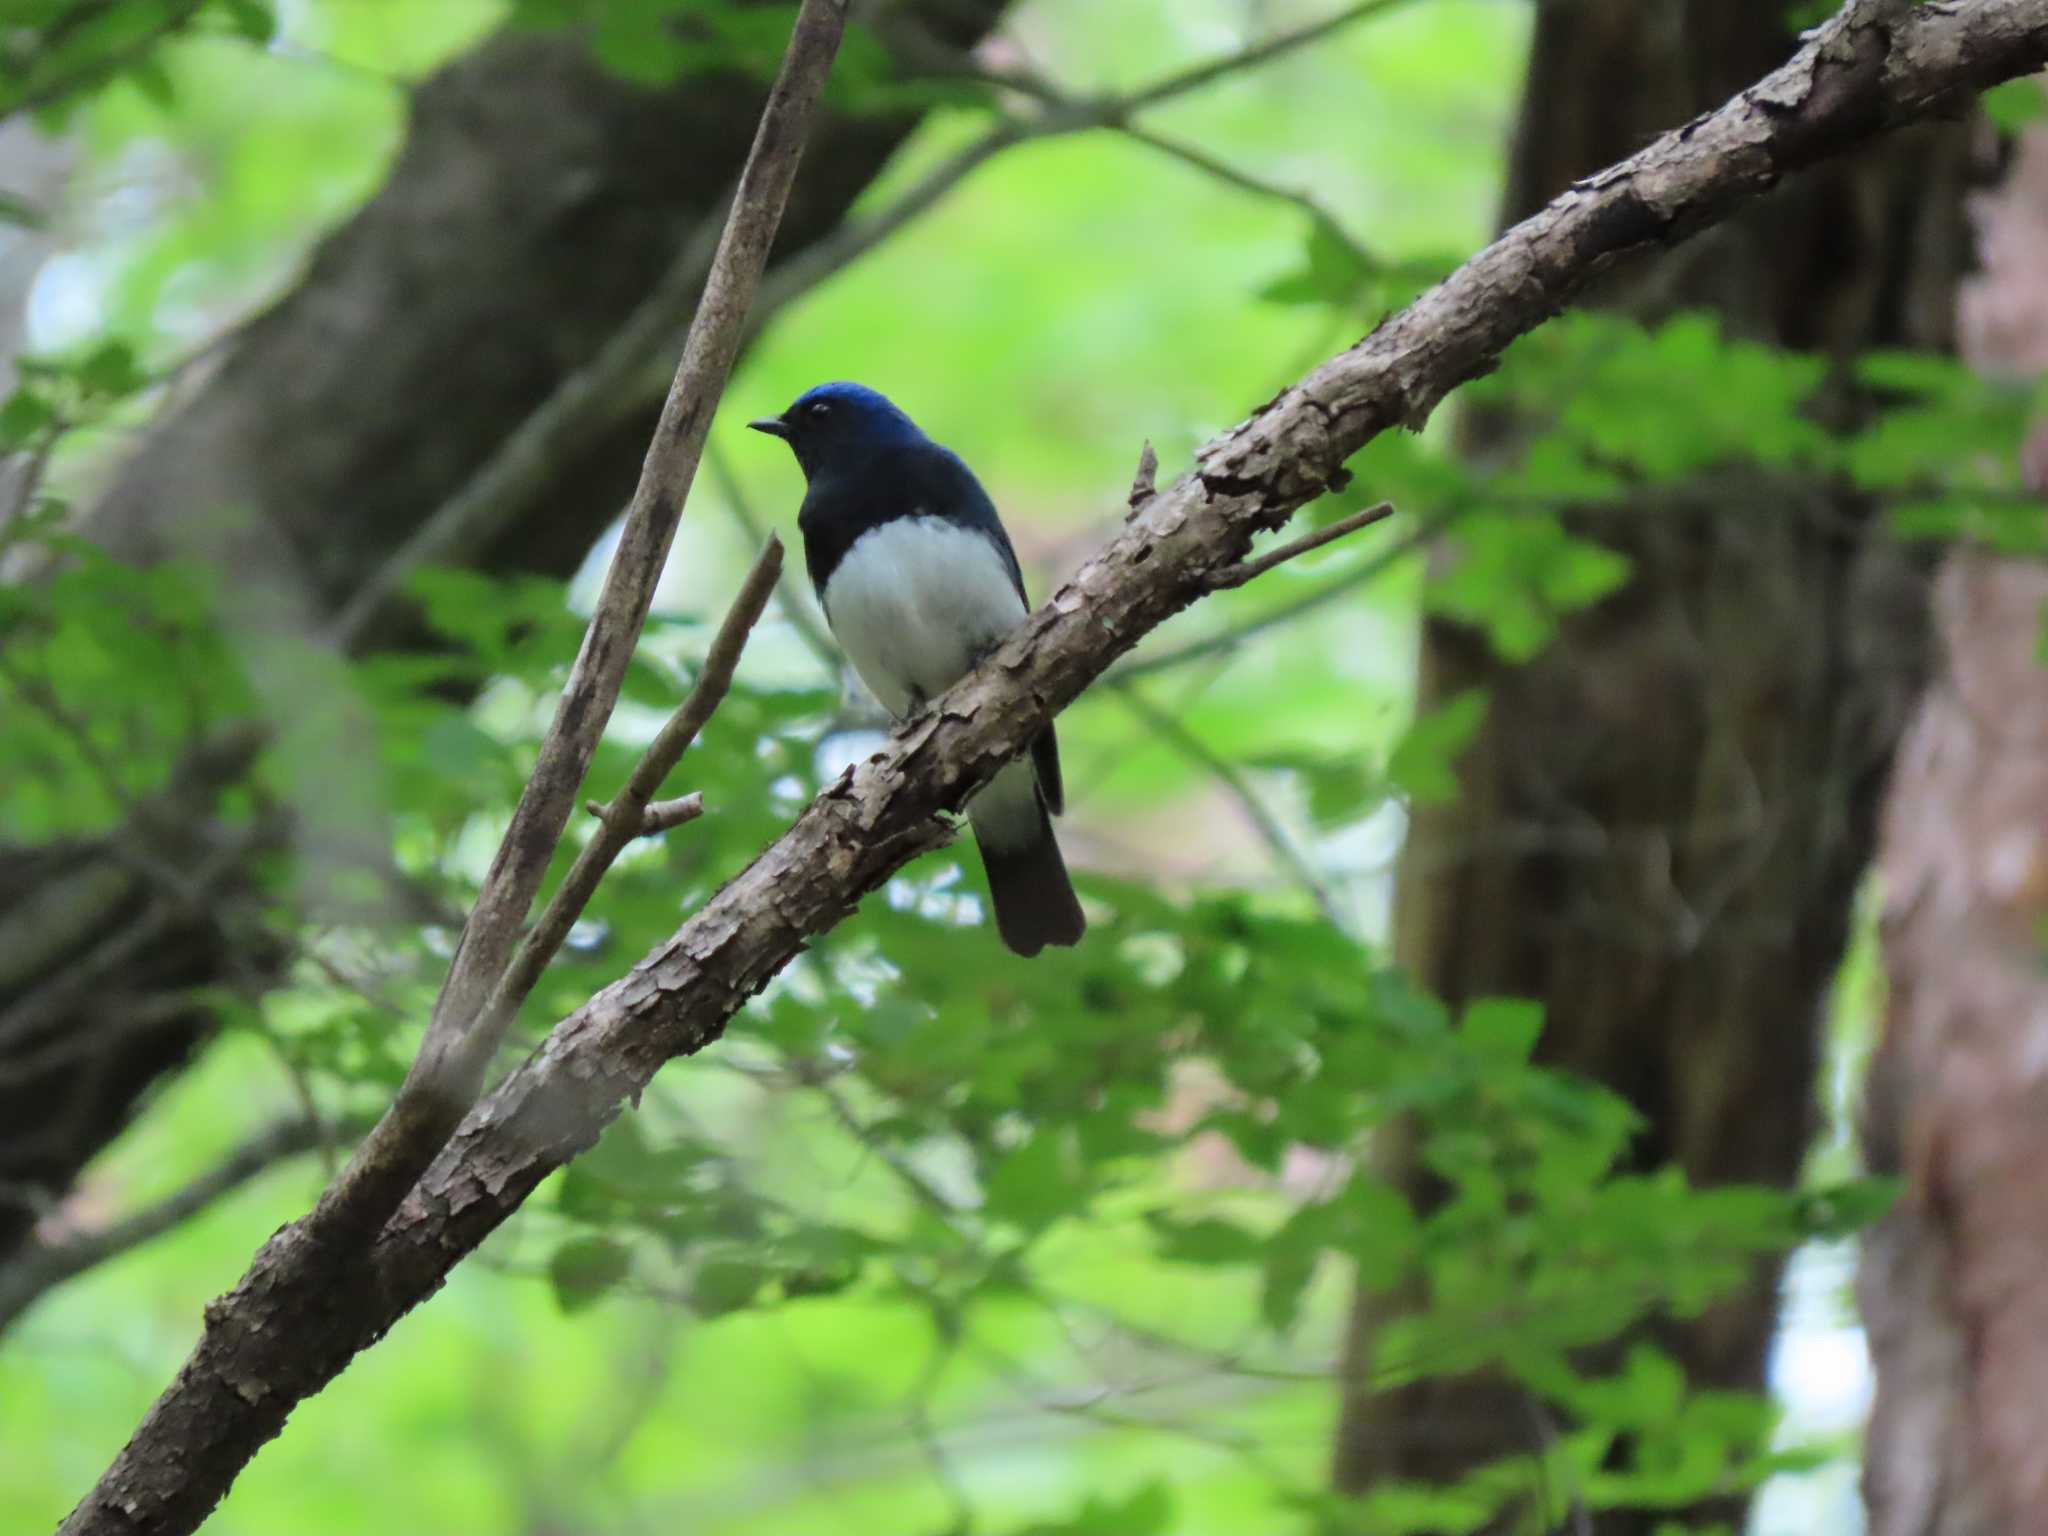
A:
[1208,500,1395,589]
[1127,440,1160,518]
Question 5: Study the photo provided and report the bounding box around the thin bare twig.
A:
[899,0,1410,117]
[1119,124,1379,276]
[0,419,61,534]
[1112,683,1348,930]
[1117,512,1444,681]
[787,0,1410,324]
[0,830,260,1052]
[477,536,785,1033]
[634,793,706,835]
[1120,0,1412,112]
[303,0,853,1255]
[0,647,136,811]
[1207,500,1395,589]
[813,1074,964,1221]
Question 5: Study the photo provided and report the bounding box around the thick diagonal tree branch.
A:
[57,3,2048,1532]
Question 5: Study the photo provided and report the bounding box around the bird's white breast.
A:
[822,516,1028,718]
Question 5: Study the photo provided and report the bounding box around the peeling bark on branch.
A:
[55,3,2048,1532]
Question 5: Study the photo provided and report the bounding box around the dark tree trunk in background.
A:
[1331,3,1977,1528]
[0,2,1010,1271]
[1859,132,2048,1536]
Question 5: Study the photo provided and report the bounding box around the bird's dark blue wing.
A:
[900,448,1065,814]
[897,443,1029,604]
[798,439,1064,814]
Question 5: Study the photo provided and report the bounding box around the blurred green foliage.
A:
[0,0,2036,1532]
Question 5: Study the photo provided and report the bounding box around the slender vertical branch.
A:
[477,536,787,1032]
[312,0,854,1248]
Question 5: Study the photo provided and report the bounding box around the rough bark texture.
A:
[1859,129,2048,1536]
[54,5,2048,1531]
[0,0,1011,1266]
[1330,0,1986,1526]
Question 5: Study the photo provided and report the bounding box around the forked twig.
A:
[480,538,786,1029]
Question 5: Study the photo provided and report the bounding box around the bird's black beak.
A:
[747,416,790,440]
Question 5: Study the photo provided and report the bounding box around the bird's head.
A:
[748,382,926,477]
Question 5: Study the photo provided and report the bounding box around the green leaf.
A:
[1258,218,1376,309]
[1797,1176,1903,1237]
[1387,689,1488,804]
[1248,750,1380,829]
[77,339,149,399]
[1428,512,1632,661]
[219,0,277,43]
[1260,1241,1320,1335]
[0,387,55,449]
[1462,998,1545,1064]
[548,1237,631,1313]
[1148,1214,1262,1266]
[126,53,179,111]
[1335,428,1474,511]
[1890,497,2047,554]
[1262,1199,1342,1332]
[1983,78,2048,132]
[1344,1177,1420,1292]
[983,1132,1077,1234]
[690,1256,766,1317]
[1781,1,1837,31]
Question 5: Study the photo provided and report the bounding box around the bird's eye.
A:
[808,401,832,419]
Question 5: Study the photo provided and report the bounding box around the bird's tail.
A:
[970,760,1084,958]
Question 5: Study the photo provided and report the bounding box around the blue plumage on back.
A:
[748,383,1084,956]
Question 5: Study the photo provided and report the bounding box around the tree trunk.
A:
[1331,3,1976,1527]
[0,2,1010,1267]
[1859,130,2048,1536]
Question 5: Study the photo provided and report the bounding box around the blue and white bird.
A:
[749,382,1085,957]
